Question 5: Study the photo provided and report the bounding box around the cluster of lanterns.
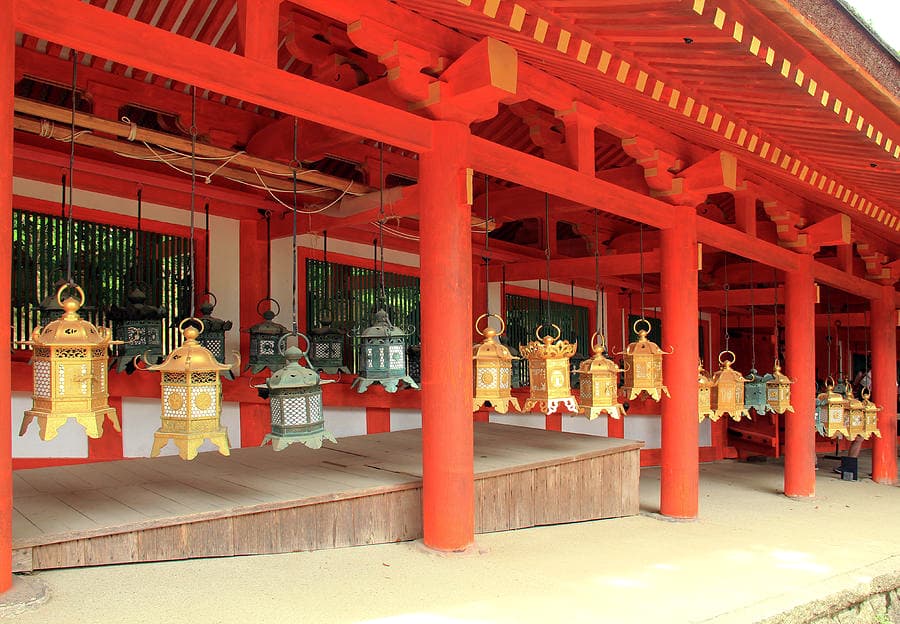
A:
[697,354,793,423]
[815,376,881,441]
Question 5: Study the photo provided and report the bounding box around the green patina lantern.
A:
[259,337,336,451]
[308,311,350,374]
[195,292,234,380]
[246,298,289,375]
[109,282,166,373]
[351,308,419,393]
[743,367,768,415]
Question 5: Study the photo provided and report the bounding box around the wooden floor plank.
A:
[14,495,98,534]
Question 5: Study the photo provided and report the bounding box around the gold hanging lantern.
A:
[844,383,865,440]
[142,319,240,460]
[710,350,750,421]
[472,314,521,414]
[815,377,847,438]
[617,319,671,401]
[859,387,882,440]
[21,284,121,441]
[576,333,625,420]
[763,359,793,415]
[698,361,715,422]
[520,324,579,415]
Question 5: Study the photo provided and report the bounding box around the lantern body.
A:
[577,336,624,420]
[247,312,289,374]
[743,369,768,415]
[308,321,350,374]
[21,286,121,441]
[109,285,166,373]
[147,322,238,460]
[351,309,419,393]
[815,381,847,438]
[710,352,750,421]
[860,389,882,439]
[261,345,336,451]
[698,362,715,422]
[763,360,793,414]
[472,315,521,414]
[844,387,865,440]
[519,325,578,415]
[619,320,670,401]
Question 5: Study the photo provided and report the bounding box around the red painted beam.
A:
[237,0,280,66]
[15,0,433,152]
[494,250,661,282]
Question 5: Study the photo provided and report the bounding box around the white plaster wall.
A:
[12,392,89,457]
[700,417,712,446]
[489,412,546,429]
[324,406,367,438]
[299,233,419,268]
[390,409,422,431]
[122,397,241,457]
[561,414,609,436]
[623,414,661,448]
[13,178,241,354]
[269,237,295,332]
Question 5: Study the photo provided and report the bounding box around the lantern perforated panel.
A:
[34,361,51,397]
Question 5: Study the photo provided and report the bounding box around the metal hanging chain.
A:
[772,266,779,361]
[66,51,78,286]
[544,192,551,325]
[61,172,67,218]
[638,223,646,321]
[749,261,756,370]
[864,310,870,390]
[378,143,387,309]
[188,86,197,319]
[845,290,852,382]
[136,187,143,284]
[826,296,833,380]
[484,174,491,315]
[594,210,601,336]
[265,211,272,301]
[723,254,730,353]
[291,118,299,336]
[323,229,329,304]
[203,201,210,294]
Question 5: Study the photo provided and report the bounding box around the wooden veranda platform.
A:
[12,423,642,572]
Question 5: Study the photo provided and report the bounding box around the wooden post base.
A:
[150,428,231,460]
[20,408,120,441]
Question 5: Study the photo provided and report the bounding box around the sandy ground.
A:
[10,451,900,624]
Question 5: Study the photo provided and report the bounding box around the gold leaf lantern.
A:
[859,388,882,440]
[21,284,121,441]
[710,350,750,421]
[143,319,240,460]
[763,359,793,415]
[698,361,715,422]
[472,314,521,414]
[617,318,671,401]
[519,324,579,415]
[815,378,847,438]
[844,383,865,440]
[577,333,625,420]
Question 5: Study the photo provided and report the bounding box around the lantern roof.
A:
[148,324,232,372]
[579,340,619,374]
[473,327,515,361]
[623,326,668,356]
[197,301,233,333]
[698,361,713,386]
[29,291,114,348]
[359,309,407,338]
[249,312,290,336]
[763,360,792,385]
[265,346,326,390]
[711,354,744,384]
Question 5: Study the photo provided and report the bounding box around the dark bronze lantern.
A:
[108,282,166,373]
[195,292,234,380]
[351,308,419,393]
[246,297,289,375]
[743,368,768,415]
[308,312,350,374]
[259,338,336,451]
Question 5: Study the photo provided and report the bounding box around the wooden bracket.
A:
[555,102,603,175]
[857,242,895,282]
[783,213,851,253]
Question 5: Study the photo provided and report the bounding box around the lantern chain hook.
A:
[136,186,143,285]
[594,210,602,338]
[826,295,833,380]
[638,223,645,321]
[863,309,870,391]
[749,261,755,371]
[723,254,729,354]
[845,289,851,384]
[189,85,197,319]
[204,201,210,294]
[772,266,779,362]
[378,143,387,313]
[484,173,491,316]
[291,118,299,337]
[544,192,551,326]
[66,50,78,287]
[265,211,272,301]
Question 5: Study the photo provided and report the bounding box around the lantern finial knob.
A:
[183,326,199,341]
[283,345,303,365]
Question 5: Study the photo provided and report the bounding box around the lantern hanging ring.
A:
[590,331,607,352]
[633,317,652,336]
[277,332,311,359]
[199,290,218,308]
[179,317,206,335]
[56,283,85,309]
[535,323,561,342]
[718,349,736,366]
[256,297,281,317]
[824,375,836,390]
[475,313,506,337]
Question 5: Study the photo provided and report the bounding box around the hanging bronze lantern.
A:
[859,388,882,439]
[21,284,121,441]
[195,292,234,380]
[472,313,521,414]
[38,278,96,326]
[844,384,865,440]
[710,350,750,421]
[576,333,624,420]
[815,378,848,438]
[142,319,239,460]
[520,324,579,415]
[698,361,715,422]
[351,308,419,393]
[308,311,350,374]
[109,282,166,373]
[617,319,671,401]
[763,359,794,415]
[743,367,768,415]
[246,298,289,375]
[259,337,336,451]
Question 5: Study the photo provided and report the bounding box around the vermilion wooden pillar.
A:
[870,285,897,484]
[660,206,699,518]
[0,3,13,592]
[784,255,816,497]
[419,122,474,551]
